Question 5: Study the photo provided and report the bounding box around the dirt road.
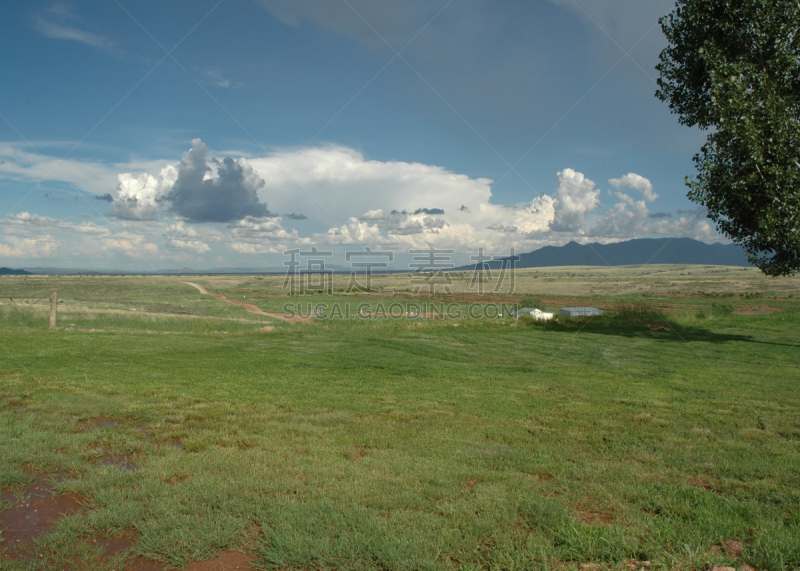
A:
[184,282,310,323]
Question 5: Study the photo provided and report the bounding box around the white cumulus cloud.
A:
[549,168,600,232]
[162,220,212,254]
[100,233,159,256]
[0,235,60,258]
[360,209,385,220]
[609,172,658,202]
[109,167,176,221]
[650,211,717,241]
[248,146,494,227]
[590,192,649,238]
[323,217,388,245]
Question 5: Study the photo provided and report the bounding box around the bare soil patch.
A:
[94,529,138,557]
[688,476,716,491]
[126,555,167,570]
[460,478,482,494]
[0,476,85,559]
[573,504,614,525]
[91,530,246,570]
[79,529,138,560]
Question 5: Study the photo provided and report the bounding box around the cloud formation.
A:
[5,212,108,235]
[650,207,716,241]
[109,168,175,221]
[199,67,244,89]
[225,216,305,254]
[609,173,658,202]
[0,143,142,198]
[590,192,649,238]
[2,212,162,260]
[323,218,387,245]
[100,232,159,256]
[549,168,600,232]
[162,220,212,254]
[0,138,724,266]
[360,209,385,220]
[247,146,493,226]
[33,4,119,54]
[259,0,426,46]
[0,235,60,258]
[588,180,715,242]
[102,139,272,223]
[164,139,271,223]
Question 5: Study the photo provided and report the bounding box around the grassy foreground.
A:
[0,269,799,570]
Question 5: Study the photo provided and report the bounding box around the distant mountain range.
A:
[455,238,752,269]
[1,238,752,275]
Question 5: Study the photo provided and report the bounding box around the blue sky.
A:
[0,0,718,271]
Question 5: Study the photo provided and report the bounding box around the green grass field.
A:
[1,268,799,570]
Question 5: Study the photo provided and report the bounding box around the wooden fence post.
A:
[49,289,58,329]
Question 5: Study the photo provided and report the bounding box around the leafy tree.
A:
[656,0,800,275]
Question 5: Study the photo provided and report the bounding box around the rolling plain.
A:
[1,266,798,570]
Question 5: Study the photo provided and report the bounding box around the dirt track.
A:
[184,282,310,323]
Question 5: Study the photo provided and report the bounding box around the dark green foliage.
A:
[656,0,800,276]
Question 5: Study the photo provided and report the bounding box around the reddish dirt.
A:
[577,510,614,525]
[574,504,614,525]
[183,550,258,570]
[350,446,368,461]
[2,475,254,571]
[127,556,168,570]
[622,559,655,569]
[688,476,716,491]
[723,539,743,557]
[184,282,311,323]
[0,477,85,559]
[86,529,139,558]
[78,530,168,570]
[460,479,481,494]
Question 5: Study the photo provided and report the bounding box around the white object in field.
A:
[559,307,603,318]
[508,307,537,316]
[530,309,554,321]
